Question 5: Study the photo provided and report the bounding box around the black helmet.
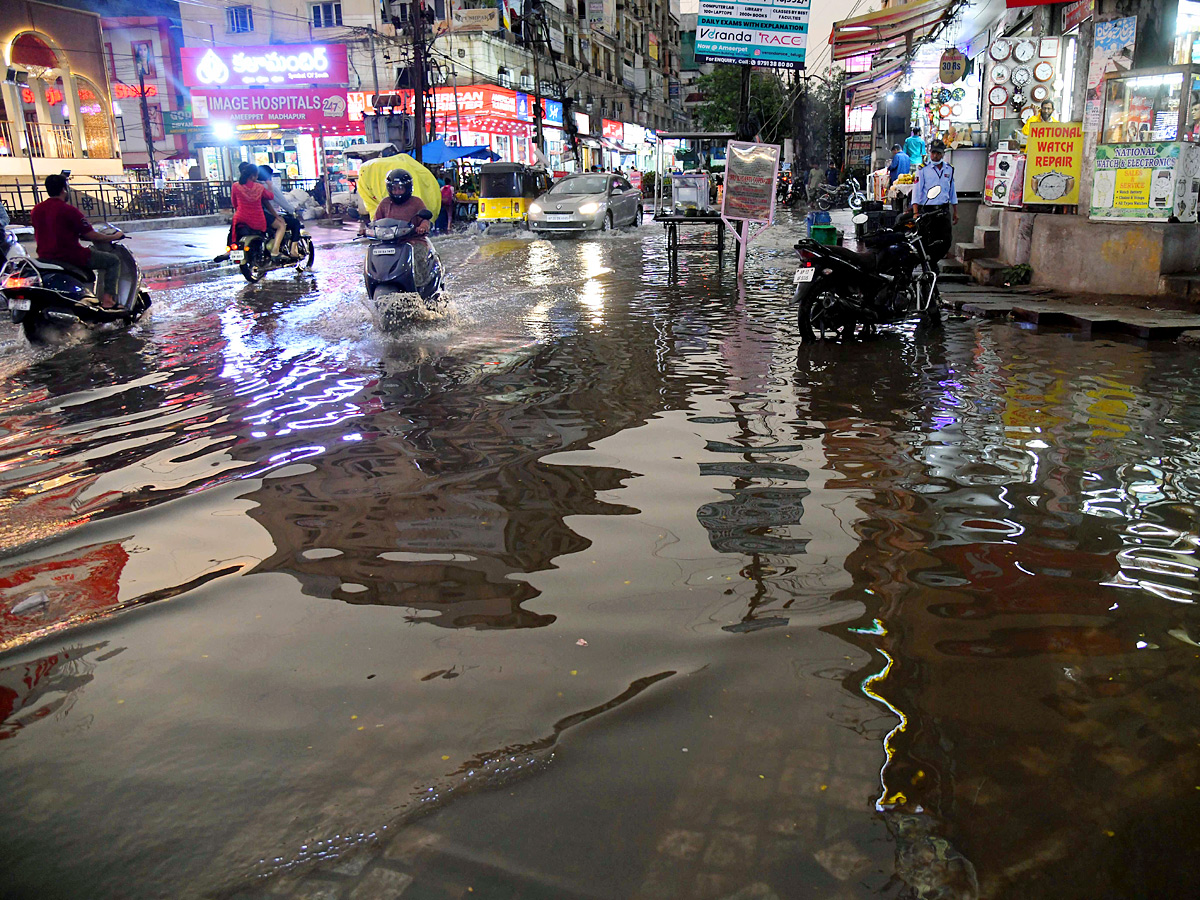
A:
[929,139,947,153]
[386,168,413,202]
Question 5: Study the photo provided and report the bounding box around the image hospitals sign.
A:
[180,45,349,87]
[190,87,350,128]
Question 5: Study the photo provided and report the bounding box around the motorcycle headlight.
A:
[373,225,398,241]
[578,202,601,215]
[529,202,543,215]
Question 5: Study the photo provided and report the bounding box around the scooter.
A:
[0,230,151,342]
[1,224,29,264]
[363,211,446,330]
[792,186,951,342]
[219,217,315,283]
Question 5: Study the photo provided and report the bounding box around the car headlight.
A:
[529,202,542,215]
[578,202,602,215]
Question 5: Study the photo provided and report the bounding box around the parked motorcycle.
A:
[793,186,951,342]
[814,177,866,212]
[219,218,315,283]
[363,211,446,330]
[0,230,151,342]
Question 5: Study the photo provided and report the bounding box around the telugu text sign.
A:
[695,0,809,69]
[180,45,348,88]
[190,87,349,128]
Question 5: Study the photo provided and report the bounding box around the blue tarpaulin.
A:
[420,139,499,165]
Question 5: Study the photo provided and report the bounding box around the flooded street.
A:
[1,221,1199,900]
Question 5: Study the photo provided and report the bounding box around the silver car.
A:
[528,173,643,234]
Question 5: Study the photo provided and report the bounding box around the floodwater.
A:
[1,221,1199,900]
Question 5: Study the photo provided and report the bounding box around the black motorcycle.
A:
[220,217,315,283]
[0,235,151,342]
[363,212,446,330]
[814,177,866,212]
[793,196,951,343]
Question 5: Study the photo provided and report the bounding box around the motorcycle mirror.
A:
[418,210,434,220]
[926,185,942,201]
[852,214,869,225]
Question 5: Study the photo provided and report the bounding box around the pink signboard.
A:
[190,87,349,128]
[602,119,624,141]
[180,45,349,88]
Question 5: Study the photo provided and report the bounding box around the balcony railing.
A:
[22,123,76,159]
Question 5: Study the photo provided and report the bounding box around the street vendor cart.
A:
[654,131,735,269]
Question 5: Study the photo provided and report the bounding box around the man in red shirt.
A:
[32,174,126,308]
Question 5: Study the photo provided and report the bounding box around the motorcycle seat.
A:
[824,244,879,269]
[33,259,95,283]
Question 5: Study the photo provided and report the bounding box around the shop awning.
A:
[830,0,957,61]
[844,59,908,107]
[600,138,634,153]
[579,137,602,149]
[419,138,500,165]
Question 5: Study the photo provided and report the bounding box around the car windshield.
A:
[480,172,522,198]
[549,176,609,196]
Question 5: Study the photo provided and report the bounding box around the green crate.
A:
[810,224,840,245]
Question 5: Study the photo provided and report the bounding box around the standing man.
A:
[824,160,839,187]
[911,139,958,224]
[887,143,912,186]
[31,174,124,309]
[806,163,825,205]
[904,127,926,166]
[1022,100,1058,144]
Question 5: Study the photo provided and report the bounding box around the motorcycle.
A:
[363,211,446,330]
[0,230,151,342]
[793,186,951,343]
[814,177,866,212]
[1,224,30,264]
[219,217,315,283]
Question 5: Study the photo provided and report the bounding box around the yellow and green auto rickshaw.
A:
[476,162,553,229]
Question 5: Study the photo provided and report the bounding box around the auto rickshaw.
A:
[476,162,553,229]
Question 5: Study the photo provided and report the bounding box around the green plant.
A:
[1001,263,1033,286]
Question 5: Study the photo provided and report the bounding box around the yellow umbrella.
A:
[357,154,442,221]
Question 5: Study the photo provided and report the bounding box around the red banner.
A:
[190,87,349,128]
[1063,0,1093,31]
[602,118,624,140]
[1005,0,1058,6]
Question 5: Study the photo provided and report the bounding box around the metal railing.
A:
[8,122,77,159]
[0,180,232,226]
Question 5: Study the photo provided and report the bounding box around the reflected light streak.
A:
[860,646,911,812]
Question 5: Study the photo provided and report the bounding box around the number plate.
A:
[794,267,816,284]
[230,250,245,262]
[11,298,31,311]
[546,214,573,222]
[373,246,397,255]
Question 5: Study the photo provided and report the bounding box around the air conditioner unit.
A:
[520,75,535,90]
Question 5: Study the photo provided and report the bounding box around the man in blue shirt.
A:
[911,139,958,224]
[887,144,912,186]
[904,127,926,166]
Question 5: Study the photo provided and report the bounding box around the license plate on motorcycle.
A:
[230,250,245,262]
[794,267,816,284]
[10,298,30,311]
[373,246,397,255]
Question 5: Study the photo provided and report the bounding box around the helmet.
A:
[929,139,947,153]
[386,168,413,202]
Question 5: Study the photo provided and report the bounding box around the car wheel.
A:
[602,212,613,232]
[634,205,643,226]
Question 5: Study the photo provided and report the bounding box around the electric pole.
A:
[736,66,752,142]
[136,49,156,180]
[411,0,426,162]
[528,0,544,159]
[369,27,380,97]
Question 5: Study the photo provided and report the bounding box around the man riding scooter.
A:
[373,169,432,242]
[31,174,125,308]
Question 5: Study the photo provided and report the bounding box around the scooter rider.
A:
[258,165,302,258]
[373,169,431,241]
[31,173,125,309]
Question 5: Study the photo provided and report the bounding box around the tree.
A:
[791,71,847,177]
[693,65,790,148]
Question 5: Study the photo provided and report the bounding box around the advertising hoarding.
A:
[721,140,780,221]
[1023,122,1084,205]
[180,45,348,88]
[1091,141,1200,221]
[190,87,349,128]
[695,0,809,70]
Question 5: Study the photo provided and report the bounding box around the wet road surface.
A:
[1,221,1199,899]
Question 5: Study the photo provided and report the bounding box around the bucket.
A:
[811,224,839,246]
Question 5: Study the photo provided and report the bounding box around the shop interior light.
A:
[213,121,235,141]
[112,101,122,116]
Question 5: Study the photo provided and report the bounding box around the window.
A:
[311,2,343,28]
[226,6,254,33]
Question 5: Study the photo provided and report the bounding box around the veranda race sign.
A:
[695,0,809,69]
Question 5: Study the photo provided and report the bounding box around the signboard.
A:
[1084,17,1136,131]
[164,108,207,134]
[1090,141,1200,220]
[449,7,499,30]
[1062,0,1093,32]
[721,140,780,221]
[587,0,615,34]
[542,98,564,127]
[180,45,348,88]
[695,0,809,70]
[548,26,566,54]
[1023,121,1084,205]
[190,87,349,128]
[347,86,535,124]
[939,48,965,84]
[602,118,623,140]
[649,31,659,61]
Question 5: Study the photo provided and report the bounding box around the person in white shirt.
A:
[911,140,958,224]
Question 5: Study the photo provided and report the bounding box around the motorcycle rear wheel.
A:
[239,238,268,283]
[296,238,315,270]
[816,194,832,211]
[796,277,856,342]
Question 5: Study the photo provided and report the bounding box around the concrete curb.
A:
[142,234,364,281]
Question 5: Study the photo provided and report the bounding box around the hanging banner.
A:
[694,0,809,70]
[722,140,780,222]
[1023,121,1084,205]
[1084,17,1136,131]
[939,48,965,84]
[1062,0,1093,32]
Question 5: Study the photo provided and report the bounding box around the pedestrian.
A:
[232,163,287,259]
[311,175,327,207]
[31,173,125,309]
[434,177,454,233]
[806,164,824,204]
[887,144,912,186]
[825,161,839,187]
[904,127,926,166]
[911,139,958,224]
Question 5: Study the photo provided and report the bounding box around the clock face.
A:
[990,40,1011,62]
[992,64,1010,84]
[1020,105,1036,123]
[1031,84,1049,103]
[1015,40,1037,62]
[1034,61,1054,82]
[989,86,1009,106]
[1011,66,1032,88]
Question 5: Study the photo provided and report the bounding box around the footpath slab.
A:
[940,283,1200,340]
